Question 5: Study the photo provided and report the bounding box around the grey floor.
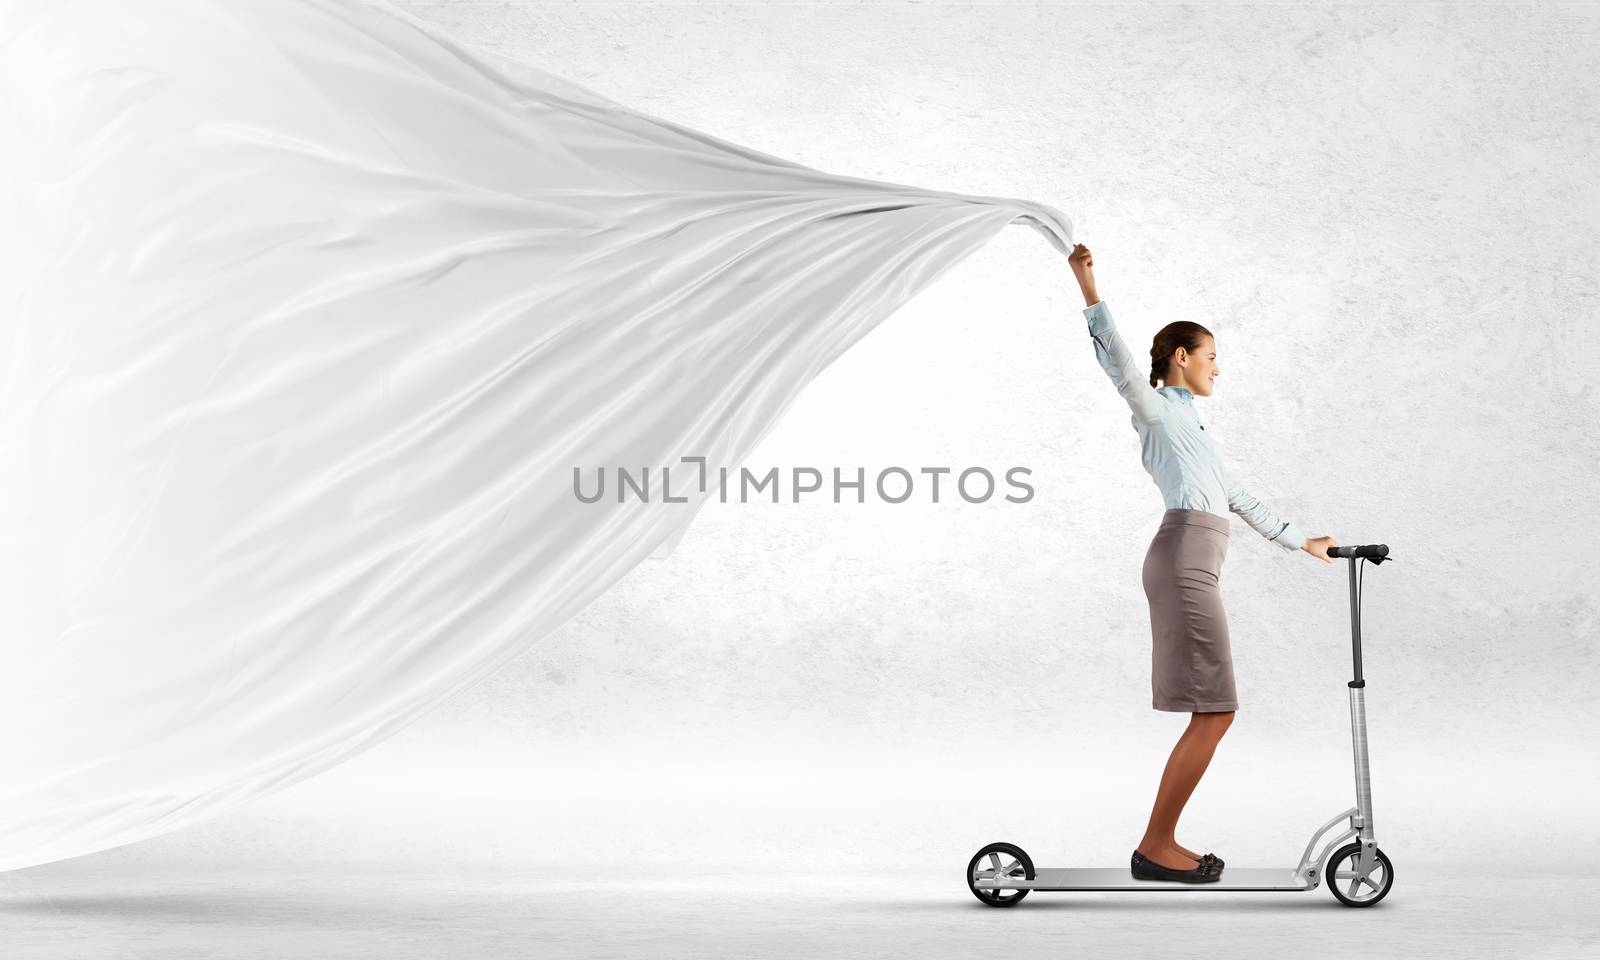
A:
[2,859,1593,960]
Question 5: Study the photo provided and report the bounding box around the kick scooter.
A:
[967,543,1396,908]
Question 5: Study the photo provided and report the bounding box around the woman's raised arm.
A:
[1069,245,1164,426]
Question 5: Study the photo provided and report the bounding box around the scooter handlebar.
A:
[1328,544,1388,559]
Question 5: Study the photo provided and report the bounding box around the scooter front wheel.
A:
[967,842,1034,907]
[1326,842,1393,907]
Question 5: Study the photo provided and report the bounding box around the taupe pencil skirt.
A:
[1141,508,1238,713]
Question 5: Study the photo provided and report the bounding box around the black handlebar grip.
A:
[1328,544,1388,559]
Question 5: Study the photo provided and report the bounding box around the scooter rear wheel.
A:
[967,842,1034,907]
[1326,842,1393,907]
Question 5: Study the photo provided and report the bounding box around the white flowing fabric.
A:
[0,0,1072,871]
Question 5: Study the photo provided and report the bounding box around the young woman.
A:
[1067,243,1340,884]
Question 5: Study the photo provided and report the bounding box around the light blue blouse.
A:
[1084,300,1306,553]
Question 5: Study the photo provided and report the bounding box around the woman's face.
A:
[1182,335,1218,397]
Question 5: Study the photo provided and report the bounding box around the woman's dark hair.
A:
[1148,322,1213,388]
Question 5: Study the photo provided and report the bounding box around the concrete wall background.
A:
[101,0,1599,874]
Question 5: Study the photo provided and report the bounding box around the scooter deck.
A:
[990,867,1312,892]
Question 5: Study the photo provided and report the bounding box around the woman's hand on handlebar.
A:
[1302,535,1339,565]
[1069,243,1099,307]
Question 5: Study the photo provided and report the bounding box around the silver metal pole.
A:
[1348,685,1375,840]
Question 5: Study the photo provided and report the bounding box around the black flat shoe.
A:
[1130,849,1221,884]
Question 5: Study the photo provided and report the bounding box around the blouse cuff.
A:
[1272,520,1308,552]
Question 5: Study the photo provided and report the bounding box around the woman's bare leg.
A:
[1136,710,1235,869]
